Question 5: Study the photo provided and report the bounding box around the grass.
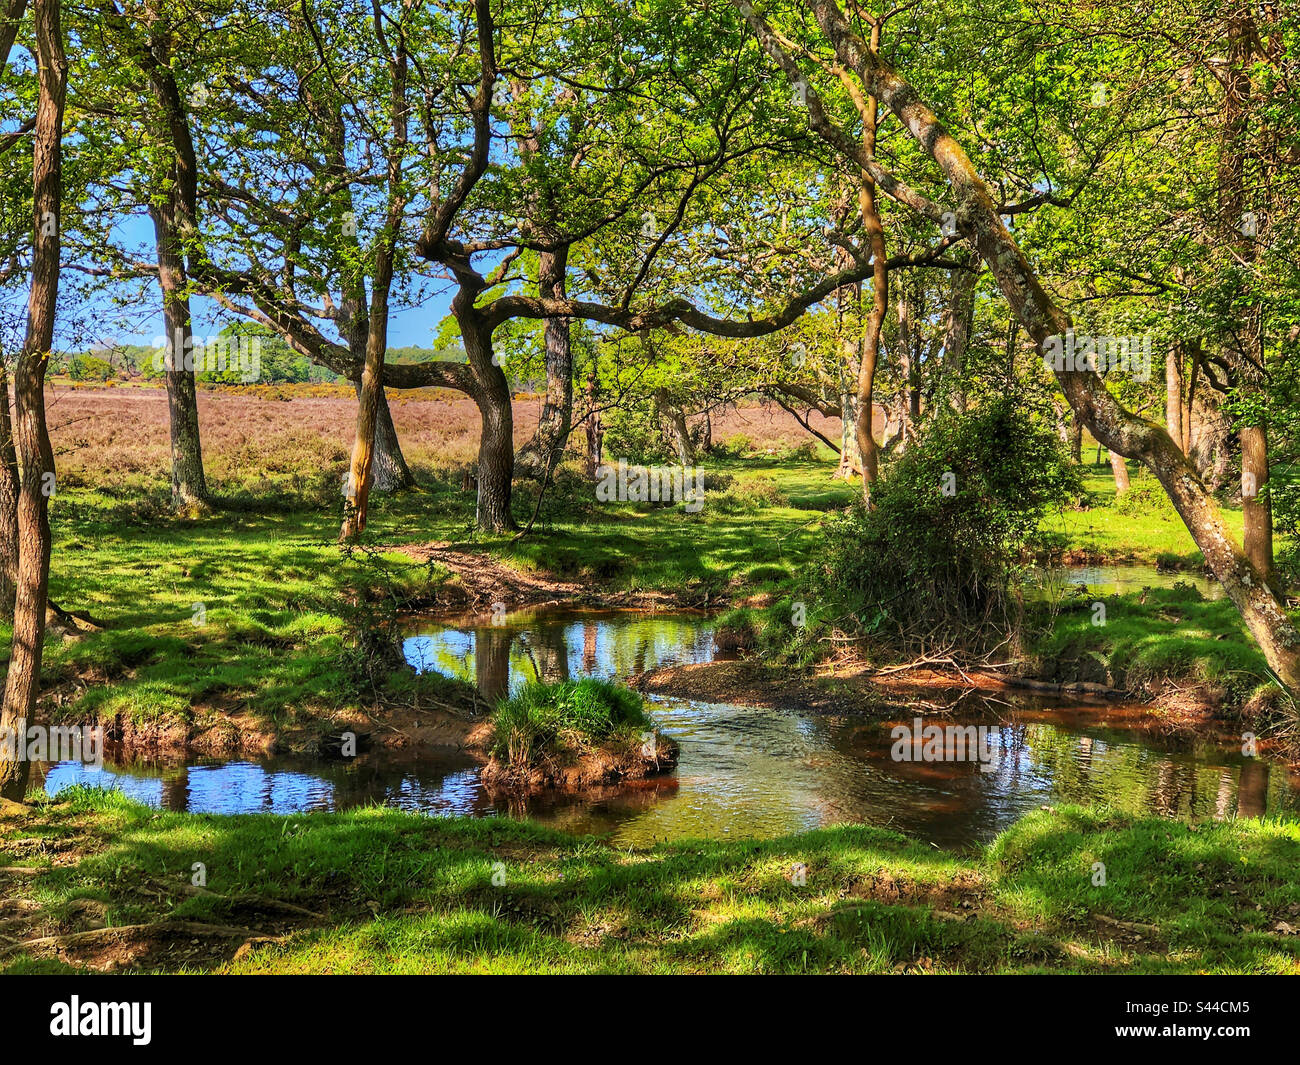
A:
[8,451,856,744]
[1029,583,1274,708]
[2,789,1298,974]
[1046,461,1247,568]
[3,397,1277,752]
[490,679,655,766]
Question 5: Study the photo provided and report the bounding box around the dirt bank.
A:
[397,541,714,611]
[632,656,1294,759]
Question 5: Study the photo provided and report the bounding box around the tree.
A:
[0,0,66,800]
[733,0,1300,694]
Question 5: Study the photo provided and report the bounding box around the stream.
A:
[37,572,1298,850]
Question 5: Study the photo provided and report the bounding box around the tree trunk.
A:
[336,286,413,498]
[1108,450,1130,496]
[338,32,408,540]
[941,246,977,412]
[1183,341,1199,455]
[896,283,915,448]
[0,364,19,619]
[150,203,210,514]
[138,3,210,515]
[655,389,695,465]
[340,329,387,540]
[348,380,412,494]
[459,313,515,533]
[0,0,64,801]
[1241,423,1272,582]
[1219,12,1273,586]
[836,389,861,479]
[854,26,886,497]
[742,0,1300,692]
[1166,343,1184,455]
[584,369,603,479]
[516,247,573,479]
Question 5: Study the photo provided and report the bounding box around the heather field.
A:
[47,383,841,503]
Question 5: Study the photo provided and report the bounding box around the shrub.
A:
[601,402,674,464]
[709,476,788,514]
[720,432,754,456]
[818,395,1080,648]
[1112,484,1175,518]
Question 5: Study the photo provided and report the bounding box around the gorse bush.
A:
[491,679,654,767]
[819,396,1080,648]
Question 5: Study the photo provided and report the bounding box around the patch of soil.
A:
[397,542,715,610]
[632,660,895,714]
[480,735,679,794]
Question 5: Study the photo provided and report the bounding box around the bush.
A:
[490,679,653,767]
[709,476,788,514]
[819,395,1080,647]
[602,402,674,464]
[1112,484,1175,518]
[719,433,754,456]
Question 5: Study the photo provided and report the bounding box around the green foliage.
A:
[1111,484,1176,518]
[820,396,1080,644]
[601,400,675,464]
[709,476,788,514]
[67,354,115,381]
[491,679,653,766]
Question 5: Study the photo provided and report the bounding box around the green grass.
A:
[491,678,655,765]
[1045,461,1248,567]
[1029,583,1274,708]
[3,790,1298,974]
[6,488,466,744]
[8,456,854,742]
[2,445,1272,745]
[500,456,856,593]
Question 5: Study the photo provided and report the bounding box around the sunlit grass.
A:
[3,791,1298,974]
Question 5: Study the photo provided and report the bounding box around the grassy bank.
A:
[2,789,1298,974]
[1028,584,1275,712]
[1046,463,1248,568]
[2,400,1275,749]
[9,451,852,748]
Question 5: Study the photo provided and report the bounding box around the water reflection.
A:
[37,608,1297,850]
[1031,564,1222,600]
[402,608,719,702]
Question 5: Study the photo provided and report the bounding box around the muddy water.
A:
[38,607,1296,850]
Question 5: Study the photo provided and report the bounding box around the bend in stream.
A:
[39,597,1295,850]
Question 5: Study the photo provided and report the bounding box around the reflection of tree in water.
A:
[520,624,571,683]
[1237,759,1269,818]
[160,766,190,812]
[475,626,513,704]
